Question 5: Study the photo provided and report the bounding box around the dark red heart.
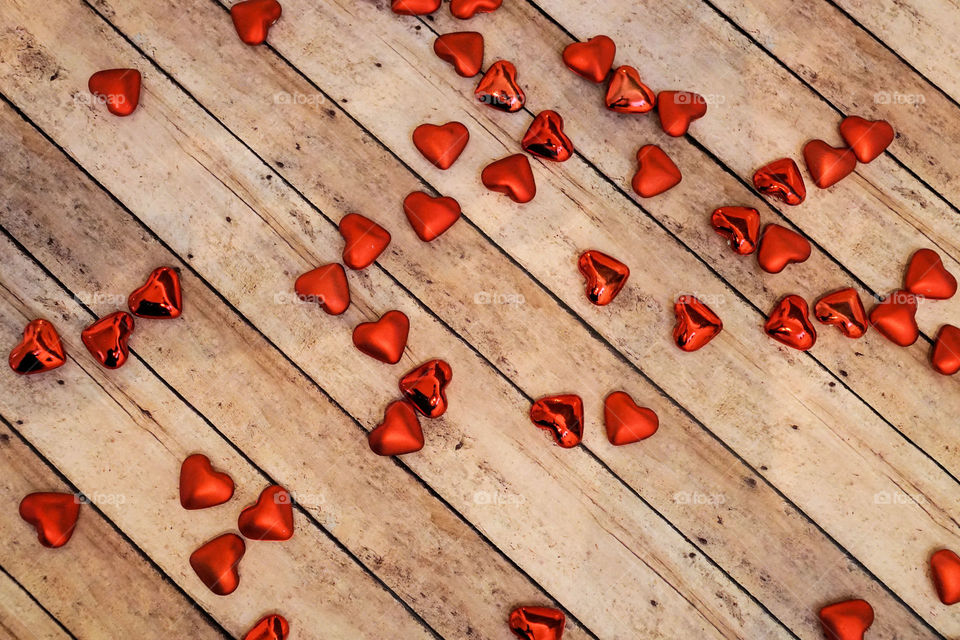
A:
[803,140,857,189]
[508,606,566,640]
[869,290,919,347]
[9,319,66,375]
[339,213,391,270]
[657,91,707,137]
[482,154,536,203]
[404,192,461,242]
[605,66,656,113]
[756,224,811,274]
[238,486,294,541]
[433,32,484,77]
[932,325,960,376]
[244,614,290,640]
[711,206,760,255]
[905,248,957,300]
[190,533,245,595]
[753,158,806,205]
[475,60,525,112]
[179,454,235,510]
[818,599,873,640]
[369,400,424,456]
[562,35,615,83]
[81,311,135,369]
[352,310,409,364]
[128,266,182,319]
[522,111,574,162]
[88,69,141,117]
[450,0,502,19]
[19,492,80,548]
[530,395,583,448]
[230,0,282,45]
[604,392,658,445]
[294,263,350,315]
[631,145,681,197]
[413,122,470,170]
[399,359,452,418]
[931,549,960,604]
[765,295,817,351]
[840,116,894,163]
[814,288,868,339]
[673,295,723,352]
[391,0,440,15]
[577,250,629,306]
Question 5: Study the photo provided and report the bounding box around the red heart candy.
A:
[19,492,80,548]
[869,290,919,347]
[352,310,410,364]
[765,295,817,351]
[605,66,656,113]
[840,116,894,163]
[482,154,536,203]
[577,250,630,306]
[391,0,440,15]
[753,158,806,205]
[604,392,658,445]
[932,325,960,376]
[522,111,574,162]
[179,454,235,510]
[814,288,868,339]
[434,32,484,78]
[803,140,857,189]
[711,206,760,255]
[412,122,470,170]
[508,606,566,640]
[88,69,141,117]
[818,599,873,640]
[931,549,960,604]
[190,533,245,595]
[294,264,350,315]
[475,61,525,112]
[756,224,811,274]
[905,248,957,300]
[81,311,135,369]
[450,0,502,19]
[244,614,289,640]
[399,359,452,418]
[657,91,707,137]
[231,0,281,45]
[9,319,66,375]
[632,145,681,198]
[369,400,424,456]
[403,192,462,242]
[339,213,391,270]
[673,295,723,352]
[238,486,294,541]
[128,266,182,319]
[562,35,615,83]
[529,395,583,448]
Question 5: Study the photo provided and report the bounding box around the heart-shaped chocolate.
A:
[839,116,894,163]
[353,310,409,364]
[753,158,806,205]
[238,486,294,541]
[81,311,135,369]
[339,213,391,270]
[412,122,470,170]
[765,295,817,351]
[450,0,502,19]
[475,60,525,112]
[88,69,141,117]
[391,0,440,15]
[756,224,811,274]
[508,606,566,640]
[604,392,658,445]
[180,454,235,510]
[673,295,723,352]
[814,288,868,339]
[403,192,462,242]
[399,359,452,418]
[369,400,424,456]
[19,492,80,548]
[932,325,960,376]
[522,111,574,162]
[128,266,182,319]
[244,614,290,640]
[482,154,536,203]
[9,319,66,375]
[632,145,681,197]
[711,206,760,255]
[530,395,583,448]
[605,66,656,113]
[818,599,873,640]
[562,35,615,83]
[657,91,707,137]
[803,140,857,189]
[869,290,919,347]
[231,0,281,45]
[905,248,957,300]
[190,533,245,595]
[434,32,484,77]
[578,250,629,306]
[931,549,960,604]
[294,263,350,315]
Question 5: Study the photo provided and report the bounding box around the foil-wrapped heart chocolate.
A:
[605,66,655,113]
[814,288,868,339]
[529,395,583,448]
[522,111,574,162]
[711,207,760,255]
[399,359,452,418]
[128,266,182,319]
[764,295,817,351]
[673,295,722,352]
[578,250,629,306]
[81,311,135,369]
[754,158,806,205]
[9,319,66,375]
[508,606,566,640]
[476,61,525,112]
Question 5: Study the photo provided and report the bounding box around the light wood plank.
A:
[0,570,70,640]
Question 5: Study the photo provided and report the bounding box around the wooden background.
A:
[1,0,958,638]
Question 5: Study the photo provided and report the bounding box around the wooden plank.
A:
[0,570,70,640]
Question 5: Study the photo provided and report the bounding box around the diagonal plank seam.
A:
[0,562,79,640]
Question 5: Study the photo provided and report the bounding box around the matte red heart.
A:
[757,224,811,274]
[604,392,658,445]
[294,263,350,315]
[578,250,630,306]
[711,206,760,255]
[605,66,656,113]
[450,0,502,19]
[632,145,681,197]
[230,0,281,45]
[840,116,894,163]
[399,359,452,418]
[905,248,957,300]
[673,295,723,352]
[753,158,806,205]
[190,533,245,596]
[238,486,294,541]
[931,549,960,604]
[339,213,391,270]
[404,192,461,242]
[475,61,525,112]
[657,91,707,137]
[369,400,424,456]
[19,492,79,548]
[179,454,235,510]
[128,266,182,319]
[434,32,484,77]
[530,395,583,448]
[244,614,290,640]
[765,295,817,351]
[9,319,66,375]
[562,35,616,83]
[352,310,409,364]
[869,290,919,347]
[412,122,469,170]
[391,0,440,15]
[803,140,857,189]
[818,599,873,640]
[482,154,536,203]
[81,311,135,369]
[814,288,868,339]
[88,69,141,117]
[522,111,574,162]
[932,325,960,376]
[508,606,566,640]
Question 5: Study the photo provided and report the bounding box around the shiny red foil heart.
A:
[88,69,141,117]
[673,295,723,352]
[238,486,294,541]
[190,533,245,596]
[753,158,806,205]
[179,454,235,510]
[369,400,424,456]
[482,154,536,203]
[412,122,469,170]
[657,91,707,137]
[632,145,681,197]
[905,248,957,300]
[578,250,629,306]
[604,392,658,445]
[818,599,874,640]
[230,0,281,45]
[530,395,583,448]
[9,319,66,375]
[711,206,760,255]
[605,66,656,113]
[244,614,290,640]
[475,61,525,112]
[562,35,615,83]
[391,0,440,15]
[522,111,574,162]
[765,295,817,351]
[450,0,502,19]
[81,311,135,369]
[932,325,960,376]
[814,288,868,339]
[404,192,462,242]
[931,549,960,604]
[294,264,350,315]
[19,492,80,548]
[803,140,857,189]
[840,116,894,163]
[434,32,484,77]
[128,266,182,319]
[352,310,409,364]
[508,606,566,640]
[339,213,391,270]
[869,290,919,347]
[399,359,452,418]
[757,224,811,274]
